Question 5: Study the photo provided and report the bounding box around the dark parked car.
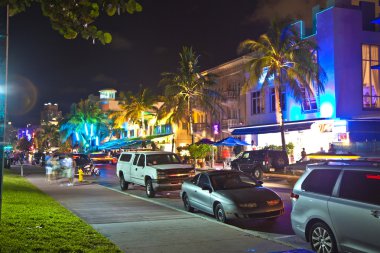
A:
[231,150,289,179]
[285,153,360,176]
[181,170,284,223]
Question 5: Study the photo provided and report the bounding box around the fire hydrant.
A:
[78,168,84,183]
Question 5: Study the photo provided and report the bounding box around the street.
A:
[93,163,310,250]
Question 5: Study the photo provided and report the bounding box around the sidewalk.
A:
[15,165,301,253]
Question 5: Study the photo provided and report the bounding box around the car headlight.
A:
[239,203,258,208]
[266,199,281,206]
[157,171,167,179]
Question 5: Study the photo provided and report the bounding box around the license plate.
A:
[269,168,275,172]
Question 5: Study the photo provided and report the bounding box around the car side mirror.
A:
[202,185,212,193]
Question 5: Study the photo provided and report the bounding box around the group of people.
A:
[5,151,27,167]
[301,143,337,159]
[45,154,76,186]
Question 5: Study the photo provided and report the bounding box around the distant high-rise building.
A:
[40,103,62,125]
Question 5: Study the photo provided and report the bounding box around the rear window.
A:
[119,154,132,162]
[339,170,380,205]
[301,169,341,195]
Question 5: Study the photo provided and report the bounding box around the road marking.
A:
[102,185,298,250]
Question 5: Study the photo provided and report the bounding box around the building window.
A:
[182,122,187,130]
[362,44,380,109]
[270,88,286,112]
[251,91,263,115]
[301,88,318,112]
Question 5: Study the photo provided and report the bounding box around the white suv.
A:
[116,151,195,197]
[291,161,380,253]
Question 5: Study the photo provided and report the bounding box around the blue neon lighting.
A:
[85,123,89,136]
[90,124,94,137]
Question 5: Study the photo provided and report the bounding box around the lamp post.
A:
[0,5,9,220]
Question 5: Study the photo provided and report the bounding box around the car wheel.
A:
[251,167,263,180]
[309,222,338,253]
[182,193,194,212]
[146,179,155,198]
[119,174,128,191]
[215,203,227,223]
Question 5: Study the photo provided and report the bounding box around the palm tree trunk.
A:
[188,98,194,144]
[276,85,286,152]
[141,111,145,136]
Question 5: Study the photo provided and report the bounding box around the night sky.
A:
[6,0,325,127]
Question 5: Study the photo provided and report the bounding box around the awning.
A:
[231,119,320,135]
[98,133,173,150]
[348,120,380,142]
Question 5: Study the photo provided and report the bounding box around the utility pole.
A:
[0,5,9,220]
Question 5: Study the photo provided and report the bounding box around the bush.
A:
[263,142,294,155]
[188,144,212,159]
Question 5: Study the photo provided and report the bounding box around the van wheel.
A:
[251,167,263,180]
[146,179,155,198]
[119,175,128,190]
[309,222,337,253]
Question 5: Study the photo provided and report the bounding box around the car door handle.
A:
[371,210,380,218]
[135,168,138,171]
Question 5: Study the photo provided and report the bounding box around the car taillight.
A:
[291,192,299,200]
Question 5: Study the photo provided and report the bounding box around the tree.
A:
[60,99,108,152]
[34,124,60,152]
[239,20,326,151]
[159,46,221,144]
[1,0,142,44]
[16,137,32,152]
[0,0,143,219]
[112,86,157,137]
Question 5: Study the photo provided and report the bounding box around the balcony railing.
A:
[153,124,173,135]
[221,119,239,129]
[223,90,239,100]
[193,123,207,133]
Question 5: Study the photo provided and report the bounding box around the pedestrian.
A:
[222,147,231,169]
[328,144,336,154]
[62,155,75,186]
[301,148,307,159]
[319,147,326,153]
[45,153,53,183]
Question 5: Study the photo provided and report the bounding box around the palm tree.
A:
[160,46,221,144]
[110,86,157,138]
[34,124,60,151]
[108,91,133,138]
[60,99,108,151]
[239,19,327,151]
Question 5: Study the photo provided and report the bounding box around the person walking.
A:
[301,148,307,159]
[222,147,231,169]
[328,143,336,154]
[45,153,53,183]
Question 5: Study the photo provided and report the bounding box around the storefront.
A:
[231,119,350,161]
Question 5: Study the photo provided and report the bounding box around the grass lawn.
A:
[0,170,122,253]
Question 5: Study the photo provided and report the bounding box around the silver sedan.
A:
[180,170,284,223]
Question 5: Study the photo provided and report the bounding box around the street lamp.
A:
[0,5,9,220]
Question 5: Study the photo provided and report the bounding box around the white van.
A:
[116,151,195,197]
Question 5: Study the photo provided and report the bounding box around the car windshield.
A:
[146,154,181,165]
[209,173,258,190]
